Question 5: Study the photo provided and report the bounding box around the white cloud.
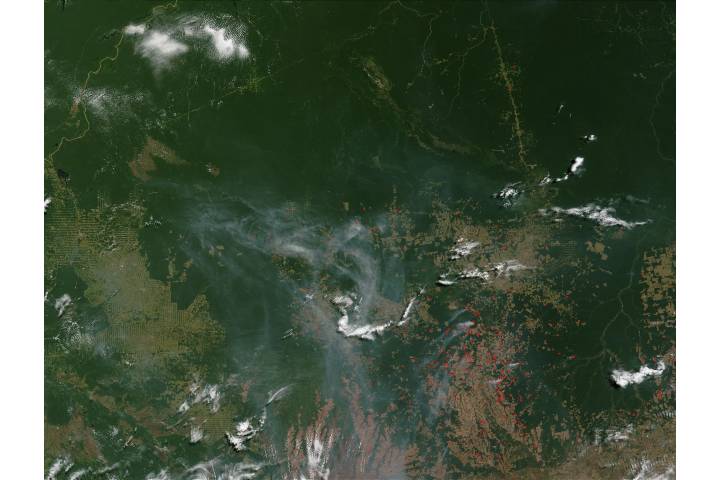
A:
[68,469,88,480]
[568,156,585,175]
[46,456,71,480]
[266,385,291,405]
[302,429,336,480]
[627,459,674,480]
[237,43,250,59]
[540,203,649,229]
[145,470,170,480]
[490,259,530,277]
[219,462,264,479]
[226,419,261,452]
[437,259,530,287]
[495,156,584,208]
[605,424,634,442]
[399,288,424,325]
[177,382,221,414]
[202,25,248,60]
[123,15,250,72]
[459,267,491,281]
[551,156,586,183]
[449,238,480,260]
[123,23,146,35]
[136,31,189,71]
[332,294,393,341]
[493,183,523,207]
[611,361,666,388]
[74,87,145,127]
[190,425,204,444]
[54,294,71,317]
[225,386,288,453]
[437,274,456,286]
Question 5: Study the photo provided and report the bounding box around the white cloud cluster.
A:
[494,156,585,208]
[302,429,336,480]
[190,425,204,444]
[540,203,649,229]
[458,267,491,281]
[332,294,393,341]
[124,23,187,72]
[46,455,72,480]
[333,284,428,339]
[144,470,170,480]
[54,294,71,317]
[182,460,264,480]
[568,156,585,175]
[626,459,674,480]
[490,259,530,277]
[136,31,189,70]
[226,386,290,452]
[437,259,530,287]
[605,424,634,442]
[177,382,221,414]
[74,87,146,127]
[226,419,261,452]
[449,238,480,260]
[123,16,250,73]
[493,182,523,207]
[47,456,121,480]
[123,23,147,35]
[202,25,250,60]
[611,360,666,388]
[552,156,585,183]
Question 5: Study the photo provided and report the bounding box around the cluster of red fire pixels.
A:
[419,315,526,407]
[405,296,552,460]
[655,386,673,402]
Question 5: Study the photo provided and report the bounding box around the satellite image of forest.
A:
[44,1,676,479]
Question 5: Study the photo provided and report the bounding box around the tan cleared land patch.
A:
[129,137,188,181]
